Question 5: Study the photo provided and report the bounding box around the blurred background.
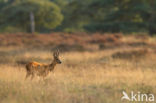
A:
[0,0,156,35]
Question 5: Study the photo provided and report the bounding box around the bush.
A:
[0,26,24,33]
[112,49,149,60]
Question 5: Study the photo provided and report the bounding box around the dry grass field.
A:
[0,33,156,103]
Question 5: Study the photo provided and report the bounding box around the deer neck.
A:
[49,61,57,71]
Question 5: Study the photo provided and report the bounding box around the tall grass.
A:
[0,49,156,103]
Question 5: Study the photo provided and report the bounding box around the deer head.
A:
[53,49,61,64]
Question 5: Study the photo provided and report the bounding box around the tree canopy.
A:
[0,0,63,32]
[0,0,156,34]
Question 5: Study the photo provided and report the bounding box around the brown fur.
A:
[25,50,61,80]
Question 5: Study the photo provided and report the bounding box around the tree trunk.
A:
[30,11,35,33]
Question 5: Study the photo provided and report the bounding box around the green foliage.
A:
[55,0,92,32]
[84,0,148,33]
[0,0,63,32]
[0,0,156,34]
[0,26,24,33]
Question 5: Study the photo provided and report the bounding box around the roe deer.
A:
[25,50,61,80]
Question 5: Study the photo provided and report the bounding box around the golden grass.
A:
[0,49,156,103]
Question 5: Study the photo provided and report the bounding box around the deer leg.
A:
[31,73,35,80]
[42,75,46,81]
[25,72,31,80]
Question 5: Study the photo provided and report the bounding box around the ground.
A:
[0,33,156,103]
